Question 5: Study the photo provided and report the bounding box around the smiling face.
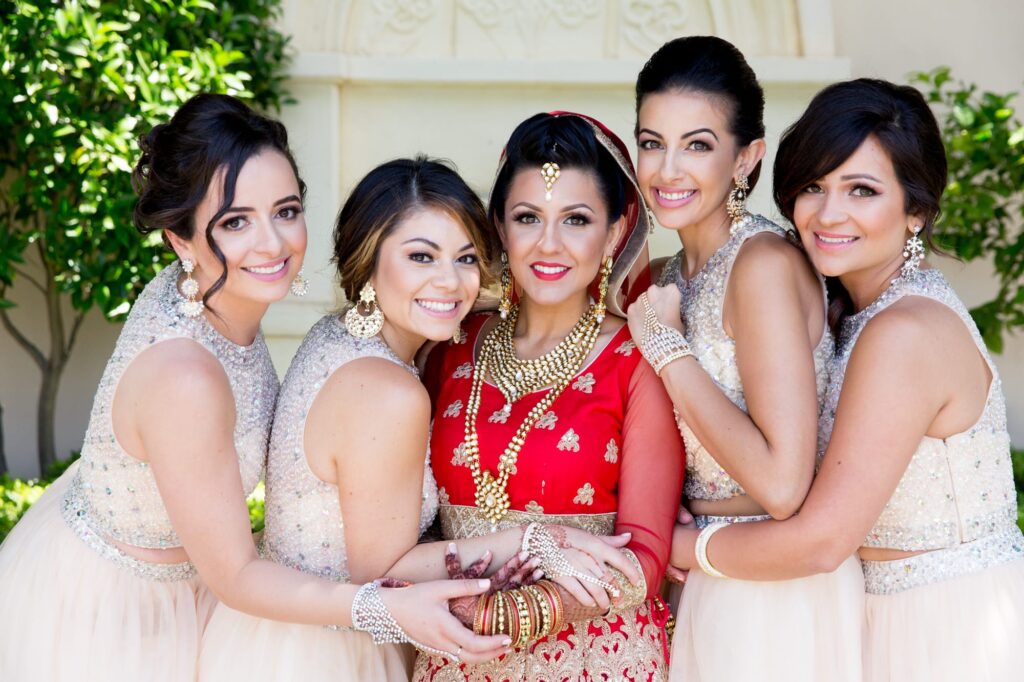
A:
[371,207,481,347]
[168,148,307,313]
[792,135,919,285]
[498,167,624,311]
[636,90,763,232]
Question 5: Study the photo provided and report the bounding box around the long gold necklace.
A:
[464,304,602,526]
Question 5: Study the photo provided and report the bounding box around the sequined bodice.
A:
[820,269,1015,551]
[261,316,439,582]
[660,215,833,501]
[67,263,277,549]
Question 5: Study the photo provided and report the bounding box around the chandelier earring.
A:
[344,282,385,339]
[592,255,613,324]
[290,268,309,297]
[726,174,749,229]
[178,259,204,318]
[900,224,925,279]
[498,251,513,320]
[452,324,466,345]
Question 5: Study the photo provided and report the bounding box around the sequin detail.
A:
[438,504,615,540]
[62,476,197,581]
[862,525,1024,595]
[693,513,772,529]
[63,262,277,560]
[820,269,1016,551]
[261,315,439,583]
[660,215,833,501]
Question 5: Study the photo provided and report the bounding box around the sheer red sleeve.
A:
[615,359,685,597]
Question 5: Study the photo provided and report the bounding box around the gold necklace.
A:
[463,304,602,526]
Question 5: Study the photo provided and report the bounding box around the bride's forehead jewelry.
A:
[541,162,560,201]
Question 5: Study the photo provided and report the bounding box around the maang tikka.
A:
[541,162,560,201]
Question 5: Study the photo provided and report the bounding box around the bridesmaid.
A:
[627,36,863,681]
[199,156,519,680]
[0,95,505,682]
[664,78,1024,682]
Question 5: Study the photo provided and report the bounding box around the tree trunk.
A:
[36,364,61,474]
[0,402,7,476]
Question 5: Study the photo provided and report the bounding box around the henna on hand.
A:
[377,577,412,588]
[488,554,525,592]
[444,543,465,579]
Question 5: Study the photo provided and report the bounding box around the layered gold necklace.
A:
[463,303,602,526]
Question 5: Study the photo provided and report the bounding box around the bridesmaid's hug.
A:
[0,33,1021,682]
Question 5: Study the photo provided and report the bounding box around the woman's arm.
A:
[616,358,686,594]
[650,237,824,519]
[128,340,508,661]
[671,298,980,580]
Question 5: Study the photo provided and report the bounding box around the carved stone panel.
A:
[454,0,608,59]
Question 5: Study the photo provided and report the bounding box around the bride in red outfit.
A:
[414,112,685,681]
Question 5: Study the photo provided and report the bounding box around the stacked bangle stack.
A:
[637,292,693,376]
[472,580,565,647]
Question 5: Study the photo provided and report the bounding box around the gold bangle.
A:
[473,594,487,635]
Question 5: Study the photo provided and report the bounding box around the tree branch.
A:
[65,311,86,357]
[12,266,46,294]
[0,304,47,371]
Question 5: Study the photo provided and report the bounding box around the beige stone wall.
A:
[2,0,1021,476]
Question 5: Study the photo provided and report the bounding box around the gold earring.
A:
[593,255,613,323]
[726,174,749,228]
[541,162,560,201]
[344,282,384,339]
[178,259,204,318]
[452,324,466,345]
[498,252,513,320]
[290,268,309,297]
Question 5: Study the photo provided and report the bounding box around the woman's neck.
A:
[200,292,266,346]
[676,205,732,279]
[839,254,908,312]
[379,322,426,365]
[514,294,591,358]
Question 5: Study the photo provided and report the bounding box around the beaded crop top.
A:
[820,269,1016,551]
[65,262,278,549]
[659,214,833,501]
[261,315,439,582]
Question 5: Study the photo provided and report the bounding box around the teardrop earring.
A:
[290,268,309,297]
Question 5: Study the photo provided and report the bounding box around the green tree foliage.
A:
[914,68,1024,353]
[0,0,291,474]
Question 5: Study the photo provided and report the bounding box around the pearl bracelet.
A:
[351,581,455,660]
[694,522,729,579]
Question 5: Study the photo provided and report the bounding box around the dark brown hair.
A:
[635,35,766,189]
[332,156,497,301]
[132,94,305,308]
[489,113,627,226]
[772,78,947,331]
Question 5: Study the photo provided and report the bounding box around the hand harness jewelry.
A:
[635,292,693,375]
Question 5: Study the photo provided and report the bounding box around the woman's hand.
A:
[379,579,512,664]
[666,506,695,584]
[539,527,641,610]
[444,545,541,627]
[626,284,686,341]
[669,505,700,573]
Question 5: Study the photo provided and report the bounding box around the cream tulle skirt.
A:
[198,602,412,681]
[669,554,864,682]
[0,464,216,682]
[864,555,1024,682]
